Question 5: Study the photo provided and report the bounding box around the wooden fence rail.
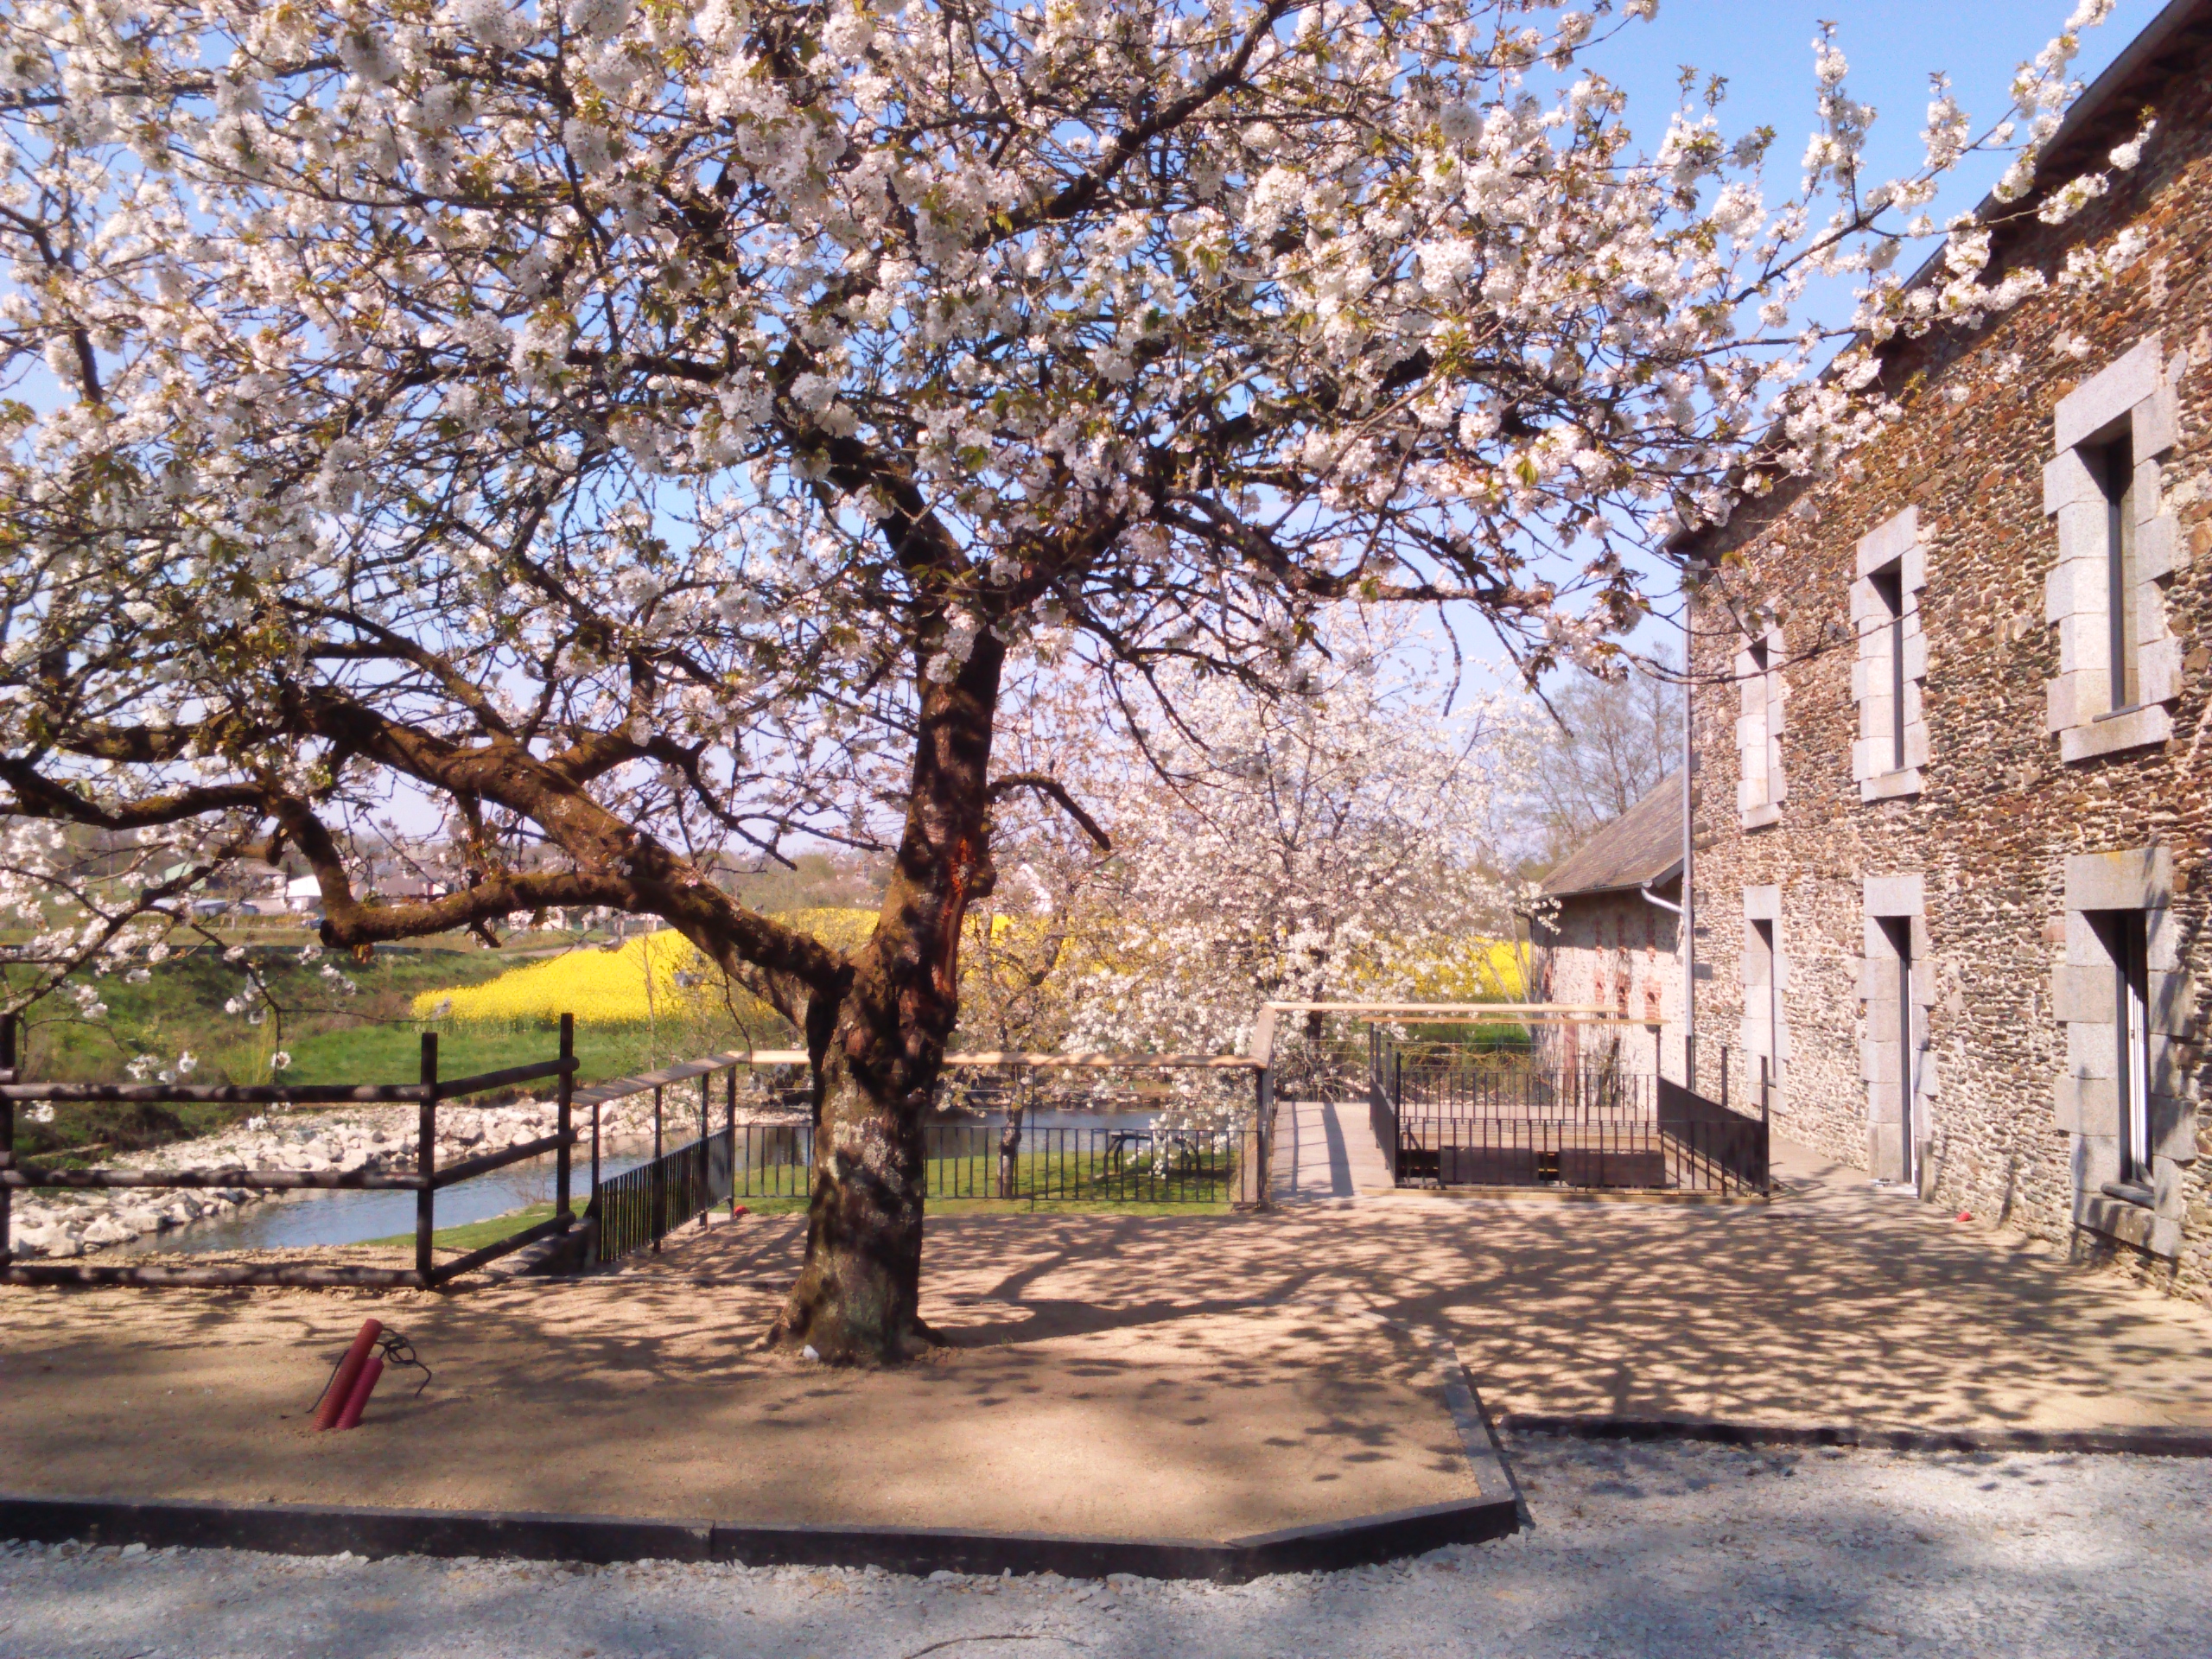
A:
[0,1012,580,1290]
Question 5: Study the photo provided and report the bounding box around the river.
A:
[111,1106,1173,1255]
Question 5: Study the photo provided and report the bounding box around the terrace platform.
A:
[7,1132,2212,1572]
[0,1218,1492,1552]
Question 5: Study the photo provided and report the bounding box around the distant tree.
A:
[1527,662,1683,868]
[1056,617,1536,1076]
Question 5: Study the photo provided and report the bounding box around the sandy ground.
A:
[4,1440,2209,1658]
[0,1224,1480,1540]
[4,1132,2210,1548]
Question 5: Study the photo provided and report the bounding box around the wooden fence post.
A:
[556,1013,574,1222]
[698,1071,710,1229]
[1254,1065,1272,1211]
[726,1065,738,1217]
[416,1033,438,1287]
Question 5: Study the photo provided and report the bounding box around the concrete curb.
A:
[1502,1414,2212,1459]
[0,1491,1521,1584]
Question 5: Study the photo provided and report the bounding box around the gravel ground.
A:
[4,1437,2209,1658]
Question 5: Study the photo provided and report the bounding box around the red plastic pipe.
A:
[333,1355,385,1430]
[314,1319,384,1431]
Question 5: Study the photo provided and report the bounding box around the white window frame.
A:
[1741,886,1786,1109]
[1860,874,1933,1192]
[1734,625,1787,830]
[2053,847,2196,1259]
[1850,508,1928,801]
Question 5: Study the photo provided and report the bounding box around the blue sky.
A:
[1529,0,2171,677]
[1586,0,2165,224]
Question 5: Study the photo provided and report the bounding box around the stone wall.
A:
[1531,883,1681,1078]
[1680,36,2212,1304]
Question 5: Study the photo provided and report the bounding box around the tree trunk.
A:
[997,1099,1025,1201]
[770,631,1003,1363]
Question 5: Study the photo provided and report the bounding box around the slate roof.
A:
[1540,770,1684,899]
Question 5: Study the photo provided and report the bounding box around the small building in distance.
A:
[1528,768,1684,1077]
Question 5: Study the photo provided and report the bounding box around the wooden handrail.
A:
[431,1057,577,1099]
[2,1164,427,1192]
[429,1130,576,1189]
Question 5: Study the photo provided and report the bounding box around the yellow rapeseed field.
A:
[413,909,1525,1029]
[1402,936,1529,1002]
[414,910,880,1027]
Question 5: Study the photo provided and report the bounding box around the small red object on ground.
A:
[732,1205,748,1217]
[314,1319,383,1431]
[334,1356,385,1430]
[1957,1211,1974,1223]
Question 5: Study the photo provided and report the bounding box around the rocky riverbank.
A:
[6,1091,803,1259]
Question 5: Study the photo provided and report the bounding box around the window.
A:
[2095,432,2139,712]
[2055,846,2184,1260]
[1878,916,1916,1189]
[1851,508,1926,800]
[1742,886,1784,1109]
[1735,626,1786,829]
[1869,567,1906,772]
[2043,337,2182,763]
[2090,909,2153,1192]
[1861,874,1929,1191]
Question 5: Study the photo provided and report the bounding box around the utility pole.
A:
[1681,576,1697,1096]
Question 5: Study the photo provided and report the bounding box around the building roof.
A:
[1882,0,2210,316]
[1540,770,1684,899]
[1669,0,2212,563]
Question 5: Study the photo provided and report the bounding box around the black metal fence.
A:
[595,1127,733,1260]
[1370,1030,1768,1197]
[591,1119,1262,1262]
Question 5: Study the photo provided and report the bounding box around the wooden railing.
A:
[0,1013,581,1289]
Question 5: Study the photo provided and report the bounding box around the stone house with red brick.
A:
[1672,0,2212,1301]
[1529,770,1684,1077]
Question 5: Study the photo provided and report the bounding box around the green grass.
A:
[721,1149,1246,1210]
[716,1196,1236,1217]
[272,1021,658,1092]
[3,943,787,1164]
[370,1189,1230,1252]
[925,1198,1235,1217]
[362,1202,565,1252]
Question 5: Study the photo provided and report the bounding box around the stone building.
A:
[1673,0,2212,1300]
[1529,769,1684,1077]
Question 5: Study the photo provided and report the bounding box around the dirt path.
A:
[6,1441,2209,1658]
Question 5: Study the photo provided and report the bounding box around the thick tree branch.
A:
[987,772,1111,851]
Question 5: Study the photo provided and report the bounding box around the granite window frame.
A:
[1850,508,1929,801]
[2042,337,2187,764]
[1734,625,1787,830]
[1859,874,1934,1192]
[1741,886,1787,1108]
[2053,847,2198,1260]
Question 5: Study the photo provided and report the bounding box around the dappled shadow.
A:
[0,1211,1477,1539]
[5,1133,2209,1543]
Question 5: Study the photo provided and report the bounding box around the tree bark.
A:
[770,631,1004,1363]
[997,1099,1025,1201]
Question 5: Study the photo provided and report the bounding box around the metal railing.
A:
[0,1013,582,1288]
[1372,1029,1769,1197]
[595,1126,733,1260]
[590,1119,1262,1262]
